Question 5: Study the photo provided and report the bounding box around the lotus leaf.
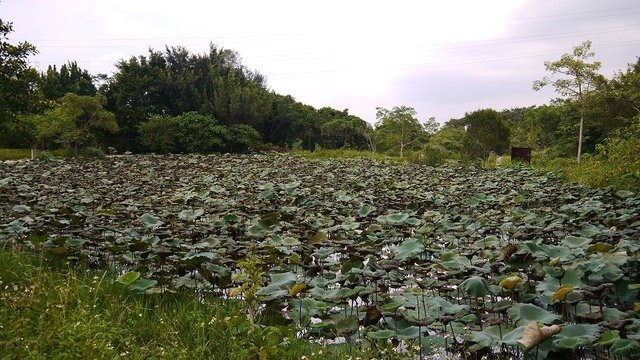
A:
[508,303,561,325]
[178,208,204,222]
[139,213,163,230]
[459,276,490,298]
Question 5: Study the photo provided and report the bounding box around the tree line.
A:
[1,17,639,170]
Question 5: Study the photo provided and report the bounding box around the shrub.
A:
[78,146,106,159]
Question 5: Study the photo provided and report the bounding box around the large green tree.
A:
[0,18,41,147]
[36,93,118,152]
[374,106,426,157]
[461,109,510,159]
[533,40,602,163]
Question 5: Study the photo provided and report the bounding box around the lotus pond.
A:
[1,154,639,359]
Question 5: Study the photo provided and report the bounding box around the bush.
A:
[139,115,178,154]
[534,117,640,191]
[406,144,447,166]
[78,146,106,159]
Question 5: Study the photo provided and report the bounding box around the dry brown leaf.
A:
[518,321,562,349]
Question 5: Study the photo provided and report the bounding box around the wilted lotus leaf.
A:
[551,284,573,302]
[499,275,523,291]
[307,231,328,246]
[518,321,561,350]
[497,243,519,261]
[288,283,307,297]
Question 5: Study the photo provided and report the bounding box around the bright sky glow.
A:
[3,0,639,124]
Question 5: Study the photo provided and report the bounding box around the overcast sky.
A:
[3,0,639,124]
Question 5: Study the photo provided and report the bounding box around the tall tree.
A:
[533,40,602,163]
[41,61,96,100]
[0,17,41,146]
[375,106,425,157]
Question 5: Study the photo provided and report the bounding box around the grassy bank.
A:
[533,156,640,191]
[292,149,401,162]
[0,148,31,160]
[0,249,396,360]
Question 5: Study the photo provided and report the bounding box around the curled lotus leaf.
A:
[518,321,561,350]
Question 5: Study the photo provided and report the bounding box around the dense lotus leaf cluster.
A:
[1,154,639,359]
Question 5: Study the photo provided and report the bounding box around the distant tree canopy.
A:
[99,45,368,153]
[41,61,97,100]
[2,21,640,168]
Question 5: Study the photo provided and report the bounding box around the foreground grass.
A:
[0,250,397,360]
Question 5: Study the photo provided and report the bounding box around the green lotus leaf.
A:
[615,190,634,199]
[420,336,447,355]
[469,325,523,349]
[367,329,396,340]
[117,271,141,286]
[381,299,405,313]
[12,204,31,213]
[182,251,215,261]
[335,316,359,336]
[394,238,425,262]
[288,298,326,327]
[378,213,409,224]
[459,276,490,298]
[130,278,157,292]
[178,208,204,222]
[358,204,376,217]
[247,222,270,236]
[307,231,328,245]
[268,272,297,288]
[609,338,640,355]
[553,324,601,350]
[594,330,620,347]
[472,235,500,249]
[562,236,592,248]
[468,193,488,206]
[139,213,163,230]
[507,303,561,326]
